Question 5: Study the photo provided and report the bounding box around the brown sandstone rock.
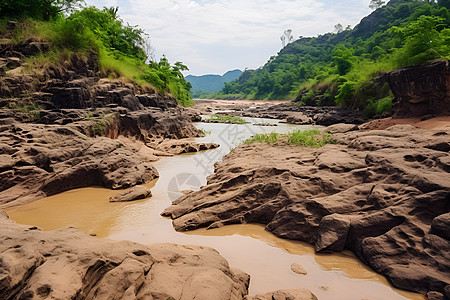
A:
[0,212,250,300]
[290,263,307,275]
[109,186,152,202]
[163,124,450,295]
[386,60,450,118]
[156,139,219,155]
[245,289,318,300]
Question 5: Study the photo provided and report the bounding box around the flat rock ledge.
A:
[246,289,318,300]
[109,185,152,202]
[163,124,450,296]
[0,212,250,300]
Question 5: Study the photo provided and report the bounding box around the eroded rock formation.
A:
[0,39,213,208]
[0,212,250,300]
[387,59,450,118]
[163,124,450,296]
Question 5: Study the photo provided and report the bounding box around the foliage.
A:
[287,129,335,147]
[244,132,279,144]
[217,0,450,115]
[0,0,83,21]
[2,4,193,106]
[204,114,247,124]
[243,129,334,147]
[391,15,450,66]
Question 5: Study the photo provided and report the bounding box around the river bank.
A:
[163,109,450,298]
[4,112,428,300]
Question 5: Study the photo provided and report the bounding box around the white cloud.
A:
[84,0,371,75]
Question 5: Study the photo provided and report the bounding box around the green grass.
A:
[200,129,212,135]
[287,128,335,147]
[8,101,42,120]
[244,128,335,147]
[204,114,247,124]
[244,132,279,144]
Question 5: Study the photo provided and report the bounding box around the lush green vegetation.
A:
[217,0,450,118]
[244,128,335,147]
[244,132,280,144]
[203,114,248,124]
[1,1,194,106]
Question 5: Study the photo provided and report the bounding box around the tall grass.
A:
[244,128,335,147]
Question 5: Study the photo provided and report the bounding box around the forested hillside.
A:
[0,0,194,106]
[219,0,450,117]
[186,69,242,96]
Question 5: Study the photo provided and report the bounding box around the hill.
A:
[186,69,242,96]
[219,0,450,117]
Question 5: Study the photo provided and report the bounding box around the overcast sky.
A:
[83,0,372,76]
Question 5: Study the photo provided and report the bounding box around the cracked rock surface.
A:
[0,212,250,300]
[163,124,450,296]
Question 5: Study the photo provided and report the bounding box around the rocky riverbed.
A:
[163,123,450,298]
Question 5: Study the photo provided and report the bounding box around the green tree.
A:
[438,0,450,8]
[332,45,355,75]
[0,0,83,20]
[393,15,448,66]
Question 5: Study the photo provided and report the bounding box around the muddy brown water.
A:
[6,118,424,300]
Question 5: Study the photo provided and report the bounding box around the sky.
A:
[83,0,372,76]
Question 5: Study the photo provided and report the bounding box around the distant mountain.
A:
[186,69,243,93]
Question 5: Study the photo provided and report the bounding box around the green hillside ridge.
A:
[218,0,450,118]
[186,69,242,96]
[0,0,194,106]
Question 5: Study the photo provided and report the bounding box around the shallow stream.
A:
[6,117,424,300]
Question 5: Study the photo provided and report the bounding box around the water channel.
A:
[6,117,424,300]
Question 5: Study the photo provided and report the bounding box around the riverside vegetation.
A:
[244,128,335,147]
[205,0,450,118]
[0,0,194,106]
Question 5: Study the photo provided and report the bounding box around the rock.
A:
[386,60,450,117]
[109,186,152,202]
[163,125,450,296]
[431,213,450,241]
[0,213,250,300]
[291,263,307,275]
[315,214,351,252]
[5,57,21,69]
[324,123,359,134]
[426,291,444,300]
[246,289,317,300]
[156,139,220,155]
[313,108,364,126]
[285,114,312,125]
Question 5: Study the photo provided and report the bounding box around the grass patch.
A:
[244,128,335,147]
[200,129,212,135]
[244,132,279,144]
[204,114,247,124]
[8,101,42,120]
[287,128,335,147]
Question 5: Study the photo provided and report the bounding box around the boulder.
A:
[315,214,351,252]
[0,213,250,300]
[246,289,317,300]
[431,213,450,240]
[291,263,307,275]
[109,186,152,202]
[163,125,450,295]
